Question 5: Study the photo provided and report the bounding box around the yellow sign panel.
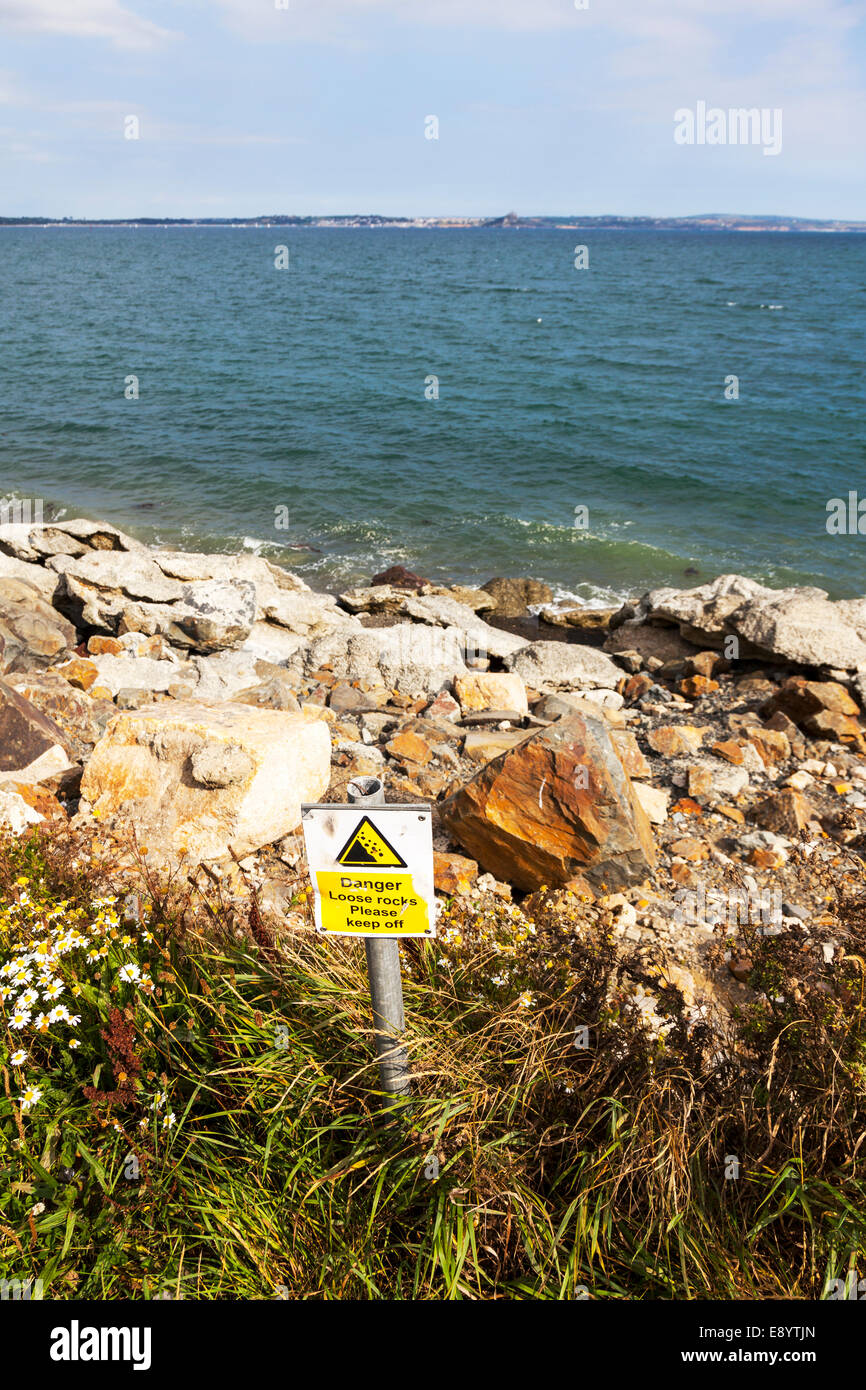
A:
[335,816,407,869]
[316,870,430,936]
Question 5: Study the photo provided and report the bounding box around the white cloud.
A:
[0,0,177,49]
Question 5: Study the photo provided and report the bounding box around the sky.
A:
[0,0,864,219]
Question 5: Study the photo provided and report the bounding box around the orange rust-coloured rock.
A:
[385,729,433,766]
[433,850,479,896]
[439,712,656,893]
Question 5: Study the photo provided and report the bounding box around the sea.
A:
[1,226,864,604]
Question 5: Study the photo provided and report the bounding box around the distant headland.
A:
[1,212,865,232]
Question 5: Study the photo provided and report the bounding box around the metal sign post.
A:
[301,776,434,1099]
[348,777,410,1097]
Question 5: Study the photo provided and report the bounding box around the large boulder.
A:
[289,623,469,697]
[5,670,110,761]
[641,574,866,670]
[481,577,553,617]
[0,552,61,603]
[80,702,331,864]
[152,551,356,637]
[504,641,623,692]
[399,593,527,660]
[0,578,77,672]
[0,679,76,779]
[440,712,656,891]
[121,581,257,652]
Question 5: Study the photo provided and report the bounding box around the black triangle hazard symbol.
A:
[336,816,407,869]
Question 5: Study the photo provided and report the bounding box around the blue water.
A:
[1,227,864,601]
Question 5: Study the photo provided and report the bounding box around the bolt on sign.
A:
[301,803,435,938]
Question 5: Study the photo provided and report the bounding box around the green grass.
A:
[2,825,866,1300]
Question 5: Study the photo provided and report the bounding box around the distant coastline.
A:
[2,212,865,233]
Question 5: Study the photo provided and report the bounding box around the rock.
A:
[687,766,714,799]
[0,788,44,835]
[399,593,527,660]
[605,622,699,666]
[737,593,866,670]
[0,522,42,562]
[728,956,753,983]
[4,670,106,761]
[504,641,623,693]
[647,725,707,757]
[233,677,302,712]
[763,677,860,723]
[680,675,720,698]
[385,730,433,766]
[752,788,814,837]
[622,672,655,702]
[49,518,146,552]
[643,573,866,670]
[433,850,479,896]
[712,740,744,766]
[0,680,74,775]
[481,576,554,617]
[454,671,528,716]
[683,759,749,798]
[426,690,461,722]
[610,730,651,779]
[539,605,618,631]
[339,584,407,615]
[0,577,77,672]
[56,657,100,692]
[534,690,624,720]
[440,712,656,892]
[785,770,814,791]
[802,710,866,750]
[631,782,669,825]
[747,727,791,766]
[184,650,262,704]
[0,553,61,603]
[79,702,331,864]
[327,684,376,714]
[238,623,303,670]
[434,585,496,614]
[289,624,468,698]
[686,651,727,678]
[462,728,535,764]
[371,564,429,590]
[670,836,709,862]
[125,581,258,653]
[57,549,186,606]
[87,635,124,656]
[86,650,184,698]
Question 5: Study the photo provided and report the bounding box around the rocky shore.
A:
[3,516,866,1031]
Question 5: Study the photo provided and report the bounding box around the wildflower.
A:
[119,963,141,983]
[152,1092,167,1111]
[20,1085,43,1112]
[138,975,154,994]
[10,1049,27,1066]
[162,1112,176,1130]
[31,1201,46,1216]
[10,1009,31,1030]
[33,1013,51,1034]
[138,1117,148,1130]
[43,980,64,1002]
[518,991,534,1008]
[17,988,39,1009]
[68,1039,80,1050]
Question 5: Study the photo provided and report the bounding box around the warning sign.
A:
[336,817,407,869]
[301,802,435,939]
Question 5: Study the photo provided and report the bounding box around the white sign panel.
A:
[301,802,435,939]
